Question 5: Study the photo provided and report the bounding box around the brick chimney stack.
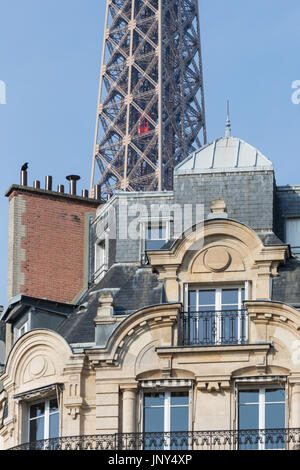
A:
[6,174,103,304]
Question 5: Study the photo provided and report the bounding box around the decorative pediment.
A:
[191,245,245,273]
[23,355,56,384]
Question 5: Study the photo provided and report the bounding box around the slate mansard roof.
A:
[57,264,165,344]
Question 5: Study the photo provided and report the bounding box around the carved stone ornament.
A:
[204,246,231,272]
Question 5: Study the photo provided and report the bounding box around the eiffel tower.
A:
[90,0,207,195]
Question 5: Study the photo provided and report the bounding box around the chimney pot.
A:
[57,185,65,194]
[45,176,53,191]
[94,184,101,200]
[66,175,81,196]
[20,170,28,186]
[33,180,40,189]
[82,189,89,198]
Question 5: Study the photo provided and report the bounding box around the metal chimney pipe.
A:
[33,180,40,189]
[57,185,65,194]
[94,184,101,200]
[20,170,28,186]
[82,189,89,198]
[66,175,81,196]
[45,176,53,191]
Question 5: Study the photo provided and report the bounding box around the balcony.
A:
[180,309,248,346]
[10,429,300,451]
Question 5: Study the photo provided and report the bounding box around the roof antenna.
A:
[225,100,231,138]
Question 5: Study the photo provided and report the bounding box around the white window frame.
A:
[28,397,60,443]
[184,284,249,344]
[237,385,286,450]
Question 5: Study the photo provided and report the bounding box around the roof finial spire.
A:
[225,100,231,138]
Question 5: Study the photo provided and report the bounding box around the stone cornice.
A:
[245,300,300,333]
[156,343,271,356]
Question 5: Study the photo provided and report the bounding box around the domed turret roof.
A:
[174,136,273,175]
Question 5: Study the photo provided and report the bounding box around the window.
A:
[238,388,285,450]
[145,222,167,250]
[18,321,29,338]
[184,286,247,345]
[143,391,189,450]
[140,218,171,264]
[29,398,59,446]
[286,218,300,257]
[15,319,30,341]
[94,238,107,282]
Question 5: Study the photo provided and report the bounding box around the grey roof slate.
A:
[258,232,285,246]
[57,264,165,344]
[272,258,300,305]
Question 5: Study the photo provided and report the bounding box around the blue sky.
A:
[0,0,299,307]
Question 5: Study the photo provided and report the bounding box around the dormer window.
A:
[146,222,167,250]
[93,229,109,283]
[285,218,300,257]
[140,218,171,264]
[14,317,30,342]
[18,321,29,338]
[94,239,107,282]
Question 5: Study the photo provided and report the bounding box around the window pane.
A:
[198,305,215,312]
[221,311,238,343]
[222,304,239,311]
[222,289,239,305]
[171,392,189,406]
[239,404,259,430]
[49,399,59,414]
[198,290,215,306]
[30,402,45,419]
[30,416,45,442]
[265,389,285,403]
[188,291,196,312]
[144,407,164,433]
[49,412,60,439]
[197,311,216,344]
[265,403,285,429]
[147,224,166,241]
[145,239,166,250]
[239,390,259,404]
[144,393,164,407]
[159,226,166,240]
[239,391,259,436]
[170,407,189,432]
[147,226,155,240]
[286,219,300,247]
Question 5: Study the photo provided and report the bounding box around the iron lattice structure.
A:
[90,0,207,194]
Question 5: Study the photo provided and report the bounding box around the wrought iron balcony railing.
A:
[10,429,300,451]
[181,309,248,346]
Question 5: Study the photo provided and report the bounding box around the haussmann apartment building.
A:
[1,134,300,451]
